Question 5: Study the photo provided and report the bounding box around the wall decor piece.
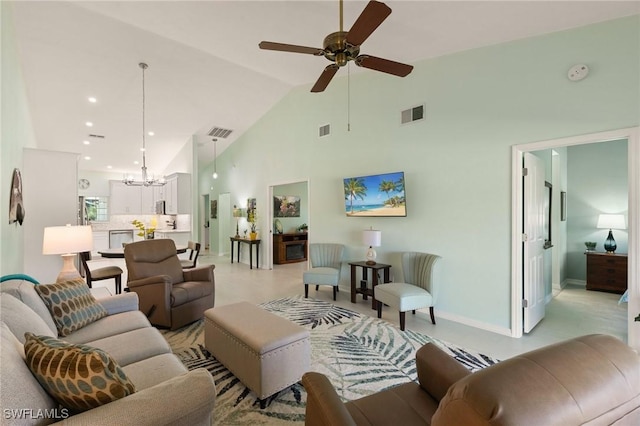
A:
[560,191,567,221]
[274,195,301,217]
[9,168,25,225]
[211,200,217,219]
[344,171,406,217]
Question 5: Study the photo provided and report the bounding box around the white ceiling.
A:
[9,1,640,176]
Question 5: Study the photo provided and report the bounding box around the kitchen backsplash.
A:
[91,214,191,232]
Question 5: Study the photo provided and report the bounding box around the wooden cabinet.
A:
[585,252,627,294]
[273,233,308,264]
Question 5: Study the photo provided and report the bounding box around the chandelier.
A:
[123,62,165,187]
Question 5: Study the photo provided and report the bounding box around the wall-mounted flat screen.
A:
[343,171,406,217]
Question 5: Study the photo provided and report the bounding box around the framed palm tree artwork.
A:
[343,171,406,217]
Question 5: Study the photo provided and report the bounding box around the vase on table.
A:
[249,232,258,240]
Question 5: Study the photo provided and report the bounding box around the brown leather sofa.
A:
[303,334,640,425]
[124,239,215,330]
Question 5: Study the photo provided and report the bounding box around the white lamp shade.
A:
[362,229,382,247]
[43,225,93,255]
[596,214,626,230]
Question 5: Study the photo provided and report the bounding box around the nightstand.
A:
[585,252,627,294]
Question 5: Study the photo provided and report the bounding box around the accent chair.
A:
[303,243,344,301]
[374,252,440,331]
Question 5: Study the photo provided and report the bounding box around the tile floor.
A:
[196,252,628,360]
[93,250,628,361]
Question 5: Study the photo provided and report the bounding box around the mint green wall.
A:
[567,139,629,281]
[201,16,639,333]
[1,2,37,275]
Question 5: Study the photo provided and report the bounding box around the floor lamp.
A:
[43,224,93,282]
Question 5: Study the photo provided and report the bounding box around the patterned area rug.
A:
[160,296,498,425]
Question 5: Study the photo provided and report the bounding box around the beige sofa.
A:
[1,278,216,425]
[303,334,640,425]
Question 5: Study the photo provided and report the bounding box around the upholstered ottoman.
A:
[204,302,310,408]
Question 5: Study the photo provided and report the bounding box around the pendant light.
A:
[212,138,218,179]
[123,62,165,187]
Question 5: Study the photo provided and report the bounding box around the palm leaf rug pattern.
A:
[161,296,497,425]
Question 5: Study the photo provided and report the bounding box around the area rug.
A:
[160,296,498,425]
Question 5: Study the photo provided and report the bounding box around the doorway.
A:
[511,127,639,348]
[267,180,309,270]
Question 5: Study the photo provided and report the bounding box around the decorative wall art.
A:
[210,200,217,219]
[274,195,301,217]
[343,171,406,217]
[9,168,25,225]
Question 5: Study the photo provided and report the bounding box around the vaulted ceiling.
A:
[9,1,639,176]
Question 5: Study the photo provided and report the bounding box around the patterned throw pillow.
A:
[35,278,107,337]
[23,333,136,412]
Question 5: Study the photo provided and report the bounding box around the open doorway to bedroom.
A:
[511,127,639,348]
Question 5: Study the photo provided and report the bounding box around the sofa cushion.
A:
[35,279,108,337]
[24,333,136,412]
[63,310,151,345]
[0,323,59,425]
[1,279,57,334]
[0,293,55,343]
[80,327,172,367]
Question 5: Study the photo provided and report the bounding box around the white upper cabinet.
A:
[164,173,191,214]
[109,181,142,214]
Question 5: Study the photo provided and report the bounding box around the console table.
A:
[585,252,627,294]
[230,237,260,269]
[273,233,308,264]
[349,261,392,310]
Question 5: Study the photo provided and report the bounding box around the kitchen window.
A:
[84,197,108,222]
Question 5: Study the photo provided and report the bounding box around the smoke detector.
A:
[568,64,589,82]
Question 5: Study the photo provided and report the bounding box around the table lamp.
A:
[233,206,243,238]
[596,214,626,253]
[42,224,93,282]
[362,227,382,265]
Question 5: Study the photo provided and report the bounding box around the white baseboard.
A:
[424,309,512,337]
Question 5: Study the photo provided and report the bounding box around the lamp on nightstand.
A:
[596,214,626,253]
[43,224,93,282]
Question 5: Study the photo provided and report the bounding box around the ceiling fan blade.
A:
[311,65,340,93]
[259,41,324,55]
[355,55,413,77]
[346,1,392,47]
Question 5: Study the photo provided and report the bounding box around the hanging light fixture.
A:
[123,62,165,187]
[212,138,218,179]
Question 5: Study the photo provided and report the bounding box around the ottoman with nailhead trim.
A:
[204,301,310,408]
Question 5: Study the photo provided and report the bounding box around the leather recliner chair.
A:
[124,239,215,330]
[303,334,640,425]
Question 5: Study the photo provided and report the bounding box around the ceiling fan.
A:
[259,0,413,93]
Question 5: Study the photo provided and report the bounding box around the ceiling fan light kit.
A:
[259,0,413,92]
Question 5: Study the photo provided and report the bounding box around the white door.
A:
[523,152,546,332]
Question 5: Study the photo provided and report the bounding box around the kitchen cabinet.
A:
[92,231,109,256]
[164,173,191,214]
[155,230,191,247]
[109,181,142,214]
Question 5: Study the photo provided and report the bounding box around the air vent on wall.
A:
[208,126,233,138]
[88,134,105,139]
[401,104,425,124]
[319,124,330,138]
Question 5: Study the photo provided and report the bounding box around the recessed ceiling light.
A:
[107,165,112,169]
[85,122,93,127]
[140,147,145,152]
[84,156,91,160]
[83,140,90,145]
[88,97,97,103]
[148,131,154,136]
[134,160,139,165]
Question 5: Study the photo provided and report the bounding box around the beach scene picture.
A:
[344,171,406,217]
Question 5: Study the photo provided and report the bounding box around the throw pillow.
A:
[23,333,136,412]
[35,278,107,337]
